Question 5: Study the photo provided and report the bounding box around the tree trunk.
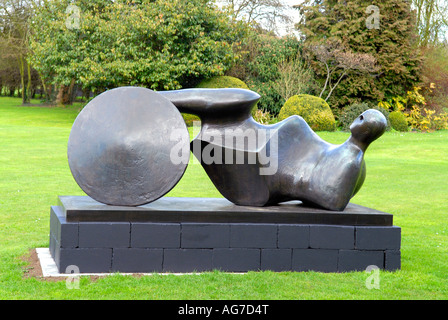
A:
[55,84,72,105]
[37,71,50,102]
[18,56,26,105]
[25,60,32,104]
[56,85,66,105]
[319,63,331,99]
[67,78,76,104]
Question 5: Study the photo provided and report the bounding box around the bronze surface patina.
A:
[160,88,387,211]
[67,87,387,211]
[67,87,189,206]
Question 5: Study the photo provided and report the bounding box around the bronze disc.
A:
[67,87,190,206]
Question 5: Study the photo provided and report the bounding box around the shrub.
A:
[339,102,391,132]
[389,111,409,132]
[30,0,246,92]
[252,108,275,125]
[405,106,448,132]
[187,76,250,127]
[196,76,249,89]
[278,94,336,131]
[246,79,283,115]
[182,113,201,127]
[226,34,304,116]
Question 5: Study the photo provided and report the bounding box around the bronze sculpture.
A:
[67,87,190,206]
[67,87,387,211]
[160,88,387,211]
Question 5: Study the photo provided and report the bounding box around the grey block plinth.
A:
[58,248,112,273]
[131,223,180,248]
[385,250,401,271]
[50,206,78,250]
[355,226,401,250]
[292,249,339,272]
[230,224,277,248]
[181,223,230,248]
[261,249,292,271]
[338,250,384,272]
[48,196,401,273]
[213,248,260,272]
[79,222,130,248]
[112,248,163,273]
[278,224,309,248]
[163,249,213,273]
[310,225,355,249]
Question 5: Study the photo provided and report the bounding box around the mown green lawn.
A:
[0,96,447,300]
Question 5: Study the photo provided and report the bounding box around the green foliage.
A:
[196,76,249,89]
[188,75,249,127]
[29,0,247,91]
[296,0,423,109]
[389,111,409,132]
[406,105,448,132]
[181,113,200,127]
[339,102,391,132]
[252,108,275,125]
[278,94,336,131]
[227,34,306,116]
[378,86,448,131]
[420,45,448,113]
[2,97,448,299]
[246,79,282,115]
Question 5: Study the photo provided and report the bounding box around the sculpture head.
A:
[350,109,387,147]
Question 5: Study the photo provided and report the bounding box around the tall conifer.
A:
[296,0,423,109]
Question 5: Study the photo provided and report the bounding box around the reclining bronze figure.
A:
[160,88,387,211]
[68,87,387,211]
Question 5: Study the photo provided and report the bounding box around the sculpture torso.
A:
[159,88,384,211]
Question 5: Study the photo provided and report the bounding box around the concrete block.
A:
[163,249,213,272]
[213,248,260,272]
[385,250,401,271]
[49,234,57,258]
[181,223,230,248]
[356,226,401,250]
[230,224,277,248]
[338,250,384,272]
[131,223,180,248]
[58,248,112,273]
[260,249,292,271]
[78,222,130,248]
[309,225,354,249]
[278,224,309,248]
[50,206,78,248]
[111,248,163,273]
[292,249,339,272]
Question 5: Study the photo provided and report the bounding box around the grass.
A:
[0,96,447,300]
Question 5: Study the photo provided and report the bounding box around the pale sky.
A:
[277,0,304,36]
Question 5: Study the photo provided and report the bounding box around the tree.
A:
[270,53,315,101]
[221,0,293,35]
[0,0,34,104]
[29,0,247,103]
[420,44,448,112]
[295,0,423,110]
[306,38,378,102]
[226,33,304,115]
[413,0,448,46]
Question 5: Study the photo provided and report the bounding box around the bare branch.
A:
[307,39,379,101]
